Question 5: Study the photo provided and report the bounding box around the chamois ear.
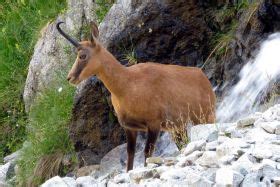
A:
[90,22,99,46]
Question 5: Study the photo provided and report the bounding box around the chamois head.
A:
[56,22,101,85]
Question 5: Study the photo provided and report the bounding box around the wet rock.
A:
[183,140,206,156]
[215,168,244,187]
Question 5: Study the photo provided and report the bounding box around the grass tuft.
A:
[16,72,76,186]
[95,0,115,23]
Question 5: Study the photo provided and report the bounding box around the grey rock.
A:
[216,138,244,158]
[183,140,206,156]
[113,173,130,184]
[220,155,235,165]
[251,144,273,159]
[62,177,77,186]
[99,132,178,175]
[41,176,72,187]
[241,172,262,187]
[245,127,277,143]
[196,151,219,167]
[163,157,177,166]
[177,151,203,167]
[129,168,158,183]
[0,163,11,182]
[215,168,244,187]
[205,141,218,151]
[231,153,255,174]
[261,121,280,134]
[146,157,164,165]
[3,151,20,164]
[160,168,187,181]
[237,116,257,128]
[76,176,97,186]
[201,168,217,182]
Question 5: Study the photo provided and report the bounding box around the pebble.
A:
[146,157,164,165]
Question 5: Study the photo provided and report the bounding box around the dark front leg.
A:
[125,129,137,172]
[144,129,159,166]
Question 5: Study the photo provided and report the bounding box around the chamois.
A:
[57,22,216,171]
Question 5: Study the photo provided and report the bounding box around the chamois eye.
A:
[79,54,87,60]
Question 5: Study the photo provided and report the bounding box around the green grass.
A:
[16,72,76,186]
[0,0,67,162]
[95,0,115,23]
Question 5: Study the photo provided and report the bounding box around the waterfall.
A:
[217,33,280,122]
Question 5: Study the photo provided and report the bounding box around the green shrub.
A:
[16,72,76,186]
[0,0,67,162]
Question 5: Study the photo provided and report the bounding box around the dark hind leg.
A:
[125,129,137,172]
[144,128,159,166]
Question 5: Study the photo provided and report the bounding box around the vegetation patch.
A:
[0,0,67,162]
[16,72,76,186]
[95,0,115,23]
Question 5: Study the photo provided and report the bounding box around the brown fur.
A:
[65,24,216,171]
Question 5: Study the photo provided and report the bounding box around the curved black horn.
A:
[56,21,80,47]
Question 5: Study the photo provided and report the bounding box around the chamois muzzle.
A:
[56,21,80,47]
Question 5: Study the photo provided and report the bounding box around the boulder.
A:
[182,140,206,156]
[41,176,76,187]
[190,123,234,142]
[76,176,98,186]
[215,167,244,187]
[196,151,219,168]
[23,0,97,111]
[0,163,11,183]
[99,132,179,175]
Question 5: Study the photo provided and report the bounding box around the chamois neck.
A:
[96,49,128,96]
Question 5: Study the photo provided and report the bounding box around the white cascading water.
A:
[217,33,280,122]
